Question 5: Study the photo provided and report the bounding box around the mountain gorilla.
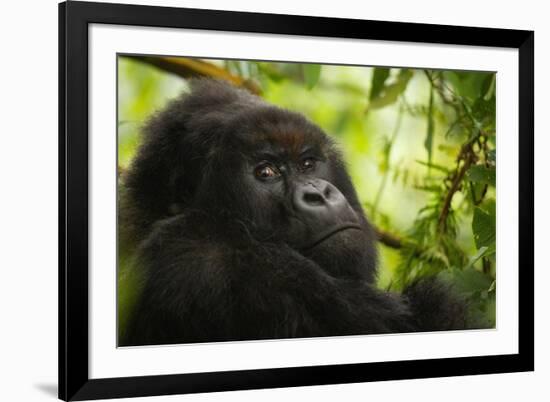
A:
[119,79,470,346]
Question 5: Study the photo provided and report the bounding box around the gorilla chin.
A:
[301,224,363,251]
[302,226,377,281]
[119,78,477,347]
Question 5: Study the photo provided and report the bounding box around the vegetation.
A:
[118,55,496,326]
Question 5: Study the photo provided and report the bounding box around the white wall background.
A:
[0,0,545,401]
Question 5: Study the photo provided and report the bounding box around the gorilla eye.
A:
[300,158,317,172]
[254,163,280,180]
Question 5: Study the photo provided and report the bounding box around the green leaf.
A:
[484,295,496,326]
[444,71,494,101]
[466,246,495,269]
[469,181,486,203]
[440,267,493,295]
[369,68,391,101]
[487,149,496,163]
[481,198,496,216]
[438,267,495,327]
[467,165,496,186]
[472,206,496,250]
[256,62,286,82]
[368,69,413,110]
[467,246,488,268]
[472,96,496,125]
[303,64,322,89]
[482,74,496,101]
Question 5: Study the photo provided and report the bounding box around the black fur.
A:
[120,79,473,346]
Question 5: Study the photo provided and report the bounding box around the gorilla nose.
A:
[293,179,351,221]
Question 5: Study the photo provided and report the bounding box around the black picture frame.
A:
[59,1,534,400]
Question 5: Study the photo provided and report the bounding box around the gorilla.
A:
[119,79,470,346]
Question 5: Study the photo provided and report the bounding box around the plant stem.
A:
[371,104,404,218]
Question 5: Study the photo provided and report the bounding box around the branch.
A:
[424,70,484,233]
[437,144,477,232]
[126,55,261,94]
[374,227,404,249]
[424,70,458,109]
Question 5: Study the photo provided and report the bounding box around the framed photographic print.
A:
[59,1,534,400]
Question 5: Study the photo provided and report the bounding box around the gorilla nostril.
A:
[303,191,325,206]
[323,186,332,199]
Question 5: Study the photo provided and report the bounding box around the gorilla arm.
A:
[121,216,416,346]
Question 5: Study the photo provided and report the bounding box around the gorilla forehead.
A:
[231,107,331,158]
[182,80,331,157]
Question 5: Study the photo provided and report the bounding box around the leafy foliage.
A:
[368,69,413,110]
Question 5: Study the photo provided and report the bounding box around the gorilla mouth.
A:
[302,224,362,250]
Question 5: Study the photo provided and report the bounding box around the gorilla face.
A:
[177,91,378,280]
[122,79,378,281]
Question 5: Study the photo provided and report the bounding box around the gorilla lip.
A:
[302,223,362,250]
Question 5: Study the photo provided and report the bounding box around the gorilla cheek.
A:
[246,187,290,236]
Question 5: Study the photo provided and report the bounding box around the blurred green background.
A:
[118,55,496,331]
